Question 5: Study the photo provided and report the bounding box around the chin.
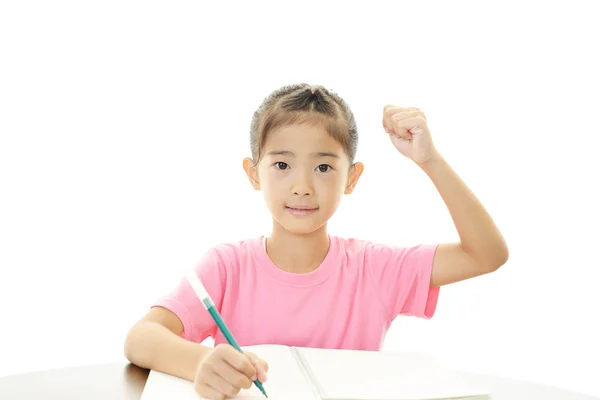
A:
[287,227,322,235]
[280,223,322,235]
[274,216,327,236]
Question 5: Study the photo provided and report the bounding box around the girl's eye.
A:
[275,162,289,170]
[317,164,332,173]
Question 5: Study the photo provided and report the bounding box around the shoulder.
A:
[334,235,436,265]
[334,235,412,255]
[210,236,261,259]
[197,236,263,271]
[333,236,381,266]
[334,235,371,256]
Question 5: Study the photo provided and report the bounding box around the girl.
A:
[124,83,508,400]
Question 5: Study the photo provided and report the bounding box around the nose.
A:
[291,170,313,196]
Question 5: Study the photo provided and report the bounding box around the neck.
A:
[266,221,330,274]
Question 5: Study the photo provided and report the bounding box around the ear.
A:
[344,161,364,194]
[242,157,261,190]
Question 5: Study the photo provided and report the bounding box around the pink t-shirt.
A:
[153,236,439,351]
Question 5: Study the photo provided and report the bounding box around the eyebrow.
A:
[267,150,340,159]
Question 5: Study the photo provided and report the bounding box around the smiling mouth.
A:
[286,206,319,216]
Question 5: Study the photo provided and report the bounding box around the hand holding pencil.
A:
[187,271,269,399]
[195,344,269,399]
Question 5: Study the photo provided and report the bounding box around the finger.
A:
[256,359,269,375]
[393,116,427,137]
[382,106,401,133]
[246,353,269,382]
[391,111,425,137]
[215,358,253,390]
[385,106,422,123]
[255,366,268,383]
[205,371,241,399]
[392,110,424,121]
[383,106,422,133]
[383,112,401,134]
[384,105,420,114]
[391,129,412,141]
[222,348,257,380]
[388,113,418,140]
[245,352,268,371]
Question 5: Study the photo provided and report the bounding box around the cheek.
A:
[317,175,346,197]
[260,175,288,203]
[260,172,284,192]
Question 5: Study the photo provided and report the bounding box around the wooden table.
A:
[0,363,148,400]
[0,362,597,399]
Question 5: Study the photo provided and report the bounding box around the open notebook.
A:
[140,345,490,400]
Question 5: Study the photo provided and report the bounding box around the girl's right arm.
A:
[124,307,269,399]
[124,306,210,381]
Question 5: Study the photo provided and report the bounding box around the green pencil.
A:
[187,272,268,398]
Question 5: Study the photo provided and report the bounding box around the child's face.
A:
[244,123,363,235]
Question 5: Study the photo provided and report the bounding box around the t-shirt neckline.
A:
[251,235,338,287]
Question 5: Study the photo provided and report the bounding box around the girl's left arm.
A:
[382,105,509,287]
[419,154,509,287]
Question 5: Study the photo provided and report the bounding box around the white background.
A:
[1,1,599,397]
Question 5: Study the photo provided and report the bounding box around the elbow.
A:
[123,326,137,364]
[123,323,151,368]
[465,239,509,275]
[486,242,509,273]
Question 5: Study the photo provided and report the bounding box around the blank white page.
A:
[297,348,489,400]
[141,345,318,400]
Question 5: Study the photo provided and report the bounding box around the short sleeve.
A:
[152,249,225,343]
[365,242,440,321]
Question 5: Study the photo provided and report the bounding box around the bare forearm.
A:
[124,321,210,381]
[420,153,508,269]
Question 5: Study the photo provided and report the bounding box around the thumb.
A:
[245,352,269,382]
